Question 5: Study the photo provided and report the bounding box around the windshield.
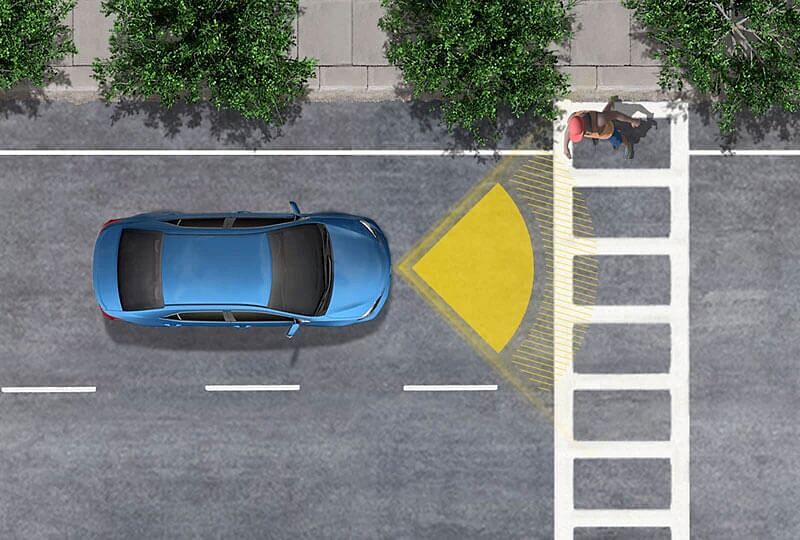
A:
[267,223,332,316]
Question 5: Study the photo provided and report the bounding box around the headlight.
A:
[360,219,378,238]
[359,294,382,319]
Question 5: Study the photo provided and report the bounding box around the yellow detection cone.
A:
[412,184,533,352]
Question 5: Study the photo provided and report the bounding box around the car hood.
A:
[325,221,390,319]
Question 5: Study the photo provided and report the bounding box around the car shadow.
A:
[105,296,391,351]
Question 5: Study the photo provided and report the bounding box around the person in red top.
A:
[563,96,641,159]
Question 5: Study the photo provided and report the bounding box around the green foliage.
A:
[0,0,77,90]
[379,0,575,144]
[624,0,800,134]
[93,0,316,124]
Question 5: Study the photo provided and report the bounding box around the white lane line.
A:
[204,384,300,392]
[403,385,497,392]
[2,149,797,157]
[0,149,552,157]
[689,149,800,156]
[1,386,96,393]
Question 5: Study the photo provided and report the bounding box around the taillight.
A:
[100,307,118,320]
[102,218,121,229]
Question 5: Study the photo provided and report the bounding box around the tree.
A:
[92,0,316,125]
[624,0,800,134]
[0,0,77,91]
[379,0,575,145]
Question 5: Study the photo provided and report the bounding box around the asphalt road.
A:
[0,99,799,539]
[0,151,554,539]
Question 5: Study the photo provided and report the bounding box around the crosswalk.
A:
[553,102,690,539]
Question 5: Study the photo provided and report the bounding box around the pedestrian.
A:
[563,96,641,159]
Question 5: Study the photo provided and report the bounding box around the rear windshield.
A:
[267,224,330,316]
[118,229,164,310]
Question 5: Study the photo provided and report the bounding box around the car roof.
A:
[161,233,272,306]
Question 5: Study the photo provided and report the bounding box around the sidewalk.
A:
[49,0,668,101]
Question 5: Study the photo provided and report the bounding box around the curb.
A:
[2,87,690,105]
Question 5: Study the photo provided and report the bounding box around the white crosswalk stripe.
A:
[553,101,690,540]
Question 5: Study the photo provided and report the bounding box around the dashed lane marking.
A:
[1,386,96,393]
[403,385,498,392]
[204,385,300,392]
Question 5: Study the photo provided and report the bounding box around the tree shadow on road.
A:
[0,70,71,120]
[402,97,554,161]
[0,91,45,119]
[105,297,391,351]
[690,99,800,151]
[103,97,305,147]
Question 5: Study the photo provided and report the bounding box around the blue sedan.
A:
[92,203,391,337]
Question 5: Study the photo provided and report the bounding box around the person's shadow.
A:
[613,102,658,147]
[574,102,666,167]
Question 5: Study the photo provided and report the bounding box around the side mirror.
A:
[289,201,301,215]
[286,321,301,338]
